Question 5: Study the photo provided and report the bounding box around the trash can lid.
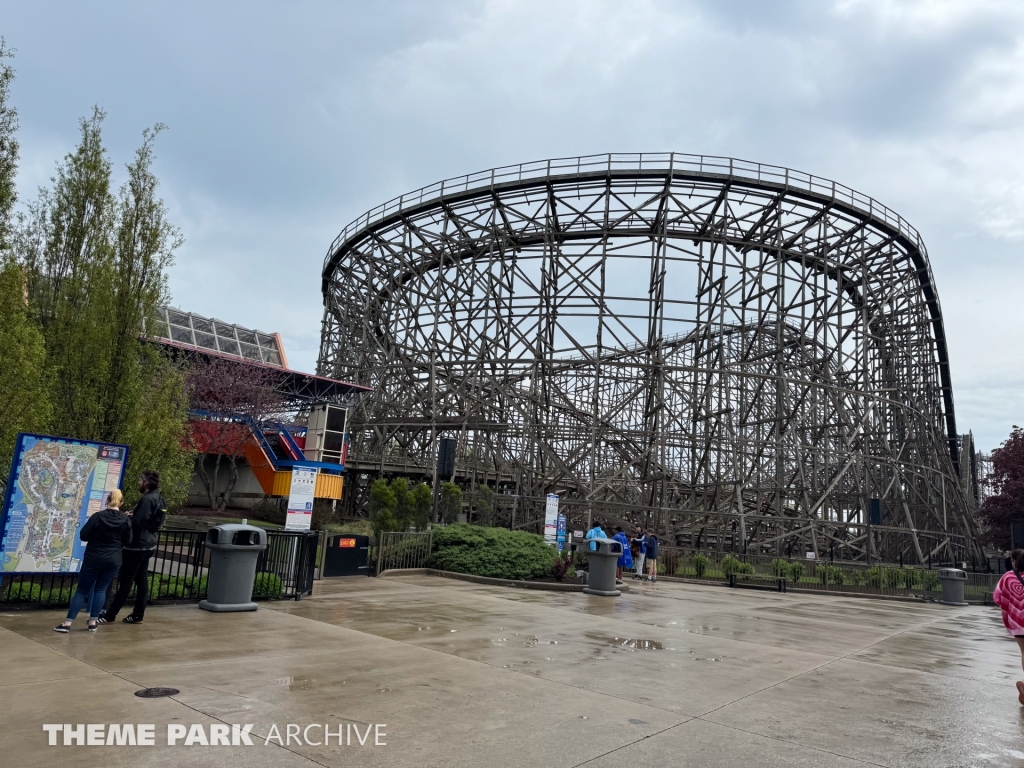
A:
[587,537,622,553]
[206,523,268,549]
[938,568,966,578]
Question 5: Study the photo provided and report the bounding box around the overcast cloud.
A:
[3,0,1023,450]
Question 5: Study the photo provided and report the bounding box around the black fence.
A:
[649,546,1001,602]
[0,528,320,609]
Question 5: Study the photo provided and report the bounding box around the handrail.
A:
[323,152,927,273]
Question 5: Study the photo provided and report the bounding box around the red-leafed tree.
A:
[979,426,1024,549]
[185,355,286,512]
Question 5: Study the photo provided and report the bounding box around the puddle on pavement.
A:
[586,633,664,650]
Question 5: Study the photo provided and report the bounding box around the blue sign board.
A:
[0,433,129,574]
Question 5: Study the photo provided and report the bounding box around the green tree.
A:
[979,426,1024,548]
[440,482,462,524]
[16,110,191,507]
[0,262,51,483]
[476,484,494,526]
[411,482,432,530]
[389,476,413,531]
[367,478,398,540]
[0,43,52,487]
[0,39,18,248]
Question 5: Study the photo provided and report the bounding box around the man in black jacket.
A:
[101,470,165,624]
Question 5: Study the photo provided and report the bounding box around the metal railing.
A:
[652,547,1000,601]
[375,531,433,574]
[0,528,320,608]
[326,152,927,266]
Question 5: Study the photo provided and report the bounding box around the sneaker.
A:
[123,615,143,624]
[53,623,71,633]
[96,617,110,624]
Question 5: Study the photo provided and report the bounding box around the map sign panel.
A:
[0,433,129,574]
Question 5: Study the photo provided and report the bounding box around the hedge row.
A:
[425,524,558,580]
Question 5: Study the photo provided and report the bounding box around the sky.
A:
[2,0,1023,451]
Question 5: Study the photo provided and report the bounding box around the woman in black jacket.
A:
[54,489,132,633]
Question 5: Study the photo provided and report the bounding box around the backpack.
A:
[145,494,167,533]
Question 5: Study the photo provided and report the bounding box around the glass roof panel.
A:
[195,332,217,350]
[170,326,193,344]
[218,339,240,356]
[153,307,286,368]
[192,317,214,333]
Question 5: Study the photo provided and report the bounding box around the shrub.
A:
[252,572,283,599]
[3,580,42,602]
[863,566,922,590]
[147,574,207,600]
[817,565,844,585]
[788,562,805,582]
[921,570,940,591]
[426,523,557,580]
[843,568,866,586]
[771,558,791,579]
[722,555,754,577]
[550,557,570,581]
[692,553,711,577]
[572,549,589,570]
[335,518,374,537]
[1,580,74,605]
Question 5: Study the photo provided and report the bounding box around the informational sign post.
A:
[544,494,559,545]
[556,513,567,551]
[0,433,128,574]
[285,467,318,531]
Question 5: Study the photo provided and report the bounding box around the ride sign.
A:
[285,467,318,531]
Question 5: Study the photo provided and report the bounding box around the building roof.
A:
[151,307,288,367]
[151,307,371,406]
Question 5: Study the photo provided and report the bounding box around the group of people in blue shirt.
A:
[584,523,659,583]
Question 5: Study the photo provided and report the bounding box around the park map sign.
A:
[0,433,128,574]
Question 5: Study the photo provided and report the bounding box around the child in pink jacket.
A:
[993,549,1024,705]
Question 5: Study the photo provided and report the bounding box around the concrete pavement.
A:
[1,575,1021,767]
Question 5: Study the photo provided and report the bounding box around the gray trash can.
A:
[938,567,968,606]
[583,538,622,597]
[199,524,268,612]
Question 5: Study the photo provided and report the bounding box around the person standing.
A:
[645,530,659,582]
[993,548,1024,705]
[54,490,131,632]
[631,527,646,580]
[101,470,166,625]
[612,526,632,583]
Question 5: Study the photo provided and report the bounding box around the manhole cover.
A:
[134,687,180,698]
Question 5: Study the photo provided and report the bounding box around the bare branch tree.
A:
[185,355,287,512]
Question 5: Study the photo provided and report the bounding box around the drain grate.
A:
[134,687,180,698]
